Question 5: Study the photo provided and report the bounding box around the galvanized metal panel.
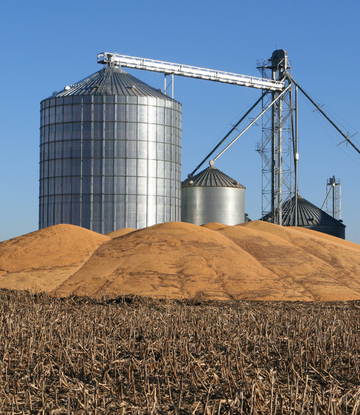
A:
[181,186,245,226]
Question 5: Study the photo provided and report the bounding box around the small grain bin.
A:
[262,195,346,239]
[181,164,245,226]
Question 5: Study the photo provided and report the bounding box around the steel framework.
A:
[256,51,296,225]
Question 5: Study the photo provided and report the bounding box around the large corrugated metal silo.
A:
[39,64,182,234]
[181,165,246,226]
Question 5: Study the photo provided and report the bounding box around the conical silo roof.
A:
[49,67,174,100]
[182,166,245,189]
[262,195,345,228]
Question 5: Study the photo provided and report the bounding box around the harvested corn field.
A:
[0,290,360,414]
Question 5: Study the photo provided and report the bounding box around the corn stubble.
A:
[0,290,360,414]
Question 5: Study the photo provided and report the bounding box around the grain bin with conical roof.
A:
[181,165,246,226]
[39,61,182,234]
[262,195,346,239]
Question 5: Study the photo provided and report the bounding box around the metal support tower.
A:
[323,176,341,220]
[256,50,296,225]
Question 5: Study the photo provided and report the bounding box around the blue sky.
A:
[1,0,360,243]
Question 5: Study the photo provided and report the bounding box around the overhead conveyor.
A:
[97,52,285,92]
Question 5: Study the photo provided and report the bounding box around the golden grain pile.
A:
[1,221,360,301]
